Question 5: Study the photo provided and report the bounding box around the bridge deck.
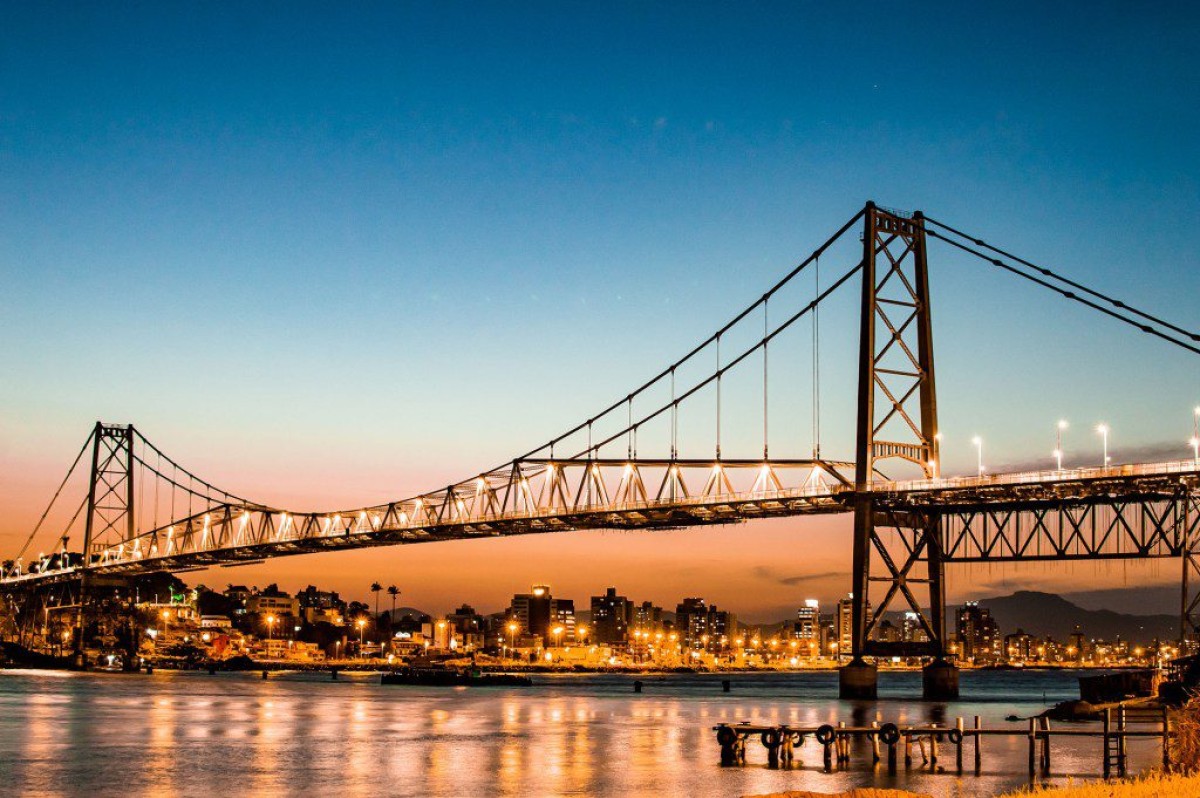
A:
[4,459,1198,587]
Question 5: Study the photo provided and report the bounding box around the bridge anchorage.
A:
[3,201,1198,697]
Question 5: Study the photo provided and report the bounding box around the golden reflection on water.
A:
[147,692,177,794]
[0,671,1171,797]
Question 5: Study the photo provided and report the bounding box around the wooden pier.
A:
[713,705,1171,778]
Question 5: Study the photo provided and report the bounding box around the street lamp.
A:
[507,621,518,659]
[1096,424,1110,467]
[972,436,984,477]
[577,625,588,645]
[356,618,367,658]
[265,614,275,643]
[1192,407,1200,465]
[1054,420,1068,471]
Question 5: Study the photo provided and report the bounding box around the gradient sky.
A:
[2,3,1198,620]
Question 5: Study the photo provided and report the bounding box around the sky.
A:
[2,2,1198,621]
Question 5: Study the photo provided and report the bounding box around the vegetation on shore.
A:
[1000,772,1200,797]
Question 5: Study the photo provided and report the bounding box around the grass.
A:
[999,771,1200,797]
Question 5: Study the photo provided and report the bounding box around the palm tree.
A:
[387,585,400,621]
[370,582,382,620]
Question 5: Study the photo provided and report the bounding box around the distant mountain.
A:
[979,590,1177,642]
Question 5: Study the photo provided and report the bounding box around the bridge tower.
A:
[840,203,957,699]
[74,422,135,665]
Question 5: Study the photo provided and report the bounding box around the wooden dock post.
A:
[1117,704,1128,777]
[823,737,833,770]
[974,715,982,774]
[888,739,897,772]
[904,733,912,768]
[955,717,964,773]
[1163,706,1172,770]
[871,721,880,764]
[1027,717,1036,778]
[929,723,938,768]
[1040,716,1051,776]
[1102,707,1111,779]
[837,721,848,764]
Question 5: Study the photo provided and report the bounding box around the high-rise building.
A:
[836,594,869,656]
[550,598,576,644]
[591,587,632,644]
[675,598,709,646]
[955,601,1001,663]
[795,599,820,641]
[1005,629,1034,662]
[633,601,663,633]
[902,612,929,644]
[675,597,737,648]
[509,585,553,641]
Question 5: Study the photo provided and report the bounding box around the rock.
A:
[1041,699,1099,721]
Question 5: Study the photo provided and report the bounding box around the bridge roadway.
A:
[5,458,1198,587]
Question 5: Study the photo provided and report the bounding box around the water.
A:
[0,669,1162,797]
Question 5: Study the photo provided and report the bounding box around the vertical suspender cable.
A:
[670,367,677,459]
[153,450,160,532]
[716,335,722,460]
[137,437,145,536]
[627,397,633,459]
[763,297,769,460]
[813,255,821,459]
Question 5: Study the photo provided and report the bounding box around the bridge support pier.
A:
[839,658,878,700]
[922,658,959,701]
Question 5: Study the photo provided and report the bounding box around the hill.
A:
[979,590,1177,642]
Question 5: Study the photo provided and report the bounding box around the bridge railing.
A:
[874,459,1200,496]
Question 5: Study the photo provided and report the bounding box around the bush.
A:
[1001,772,1200,797]
[1171,696,1200,772]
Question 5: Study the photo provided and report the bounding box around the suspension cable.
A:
[577,258,865,458]
[925,227,1200,356]
[518,207,867,463]
[15,428,95,561]
[134,428,248,503]
[926,216,1199,344]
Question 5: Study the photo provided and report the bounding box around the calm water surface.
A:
[0,669,1162,797]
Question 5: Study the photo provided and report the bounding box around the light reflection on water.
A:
[0,669,1163,797]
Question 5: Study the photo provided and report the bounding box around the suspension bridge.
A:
[4,202,1198,698]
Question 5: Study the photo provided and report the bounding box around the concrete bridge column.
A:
[839,658,878,699]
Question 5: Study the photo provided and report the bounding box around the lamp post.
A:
[356,618,366,659]
[972,436,984,477]
[1192,407,1200,465]
[1054,420,1068,471]
[507,621,518,660]
[1097,424,1110,467]
[265,614,275,643]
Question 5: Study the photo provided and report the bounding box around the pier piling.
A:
[955,717,964,773]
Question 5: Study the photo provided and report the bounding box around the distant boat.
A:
[381,667,532,687]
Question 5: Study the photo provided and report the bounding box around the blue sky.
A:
[2,3,1198,616]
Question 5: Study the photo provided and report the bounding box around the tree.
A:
[387,585,400,621]
[370,582,382,620]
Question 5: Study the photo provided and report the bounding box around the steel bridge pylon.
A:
[73,422,135,664]
[841,203,956,700]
